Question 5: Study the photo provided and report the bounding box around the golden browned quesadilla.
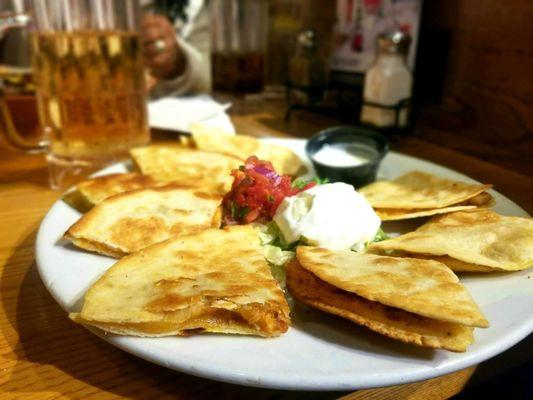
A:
[70,225,291,338]
[286,246,488,352]
[374,192,495,221]
[359,171,493,220]
[65,185,222,258]
[369,210,533,272]
[130,143,241,194]
[63,173,159,212]
[190,130,305,177]
[374,204,476,221]
[287,260,474,352]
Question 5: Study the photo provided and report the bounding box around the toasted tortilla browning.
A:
[296,246,488,328]
[63,173,160,212]
[375,204,476,221]
[369,210,533,271]
[191,132,305,177]
[70,225,291,337]
[130,143,241,194]
[65,185,222,257]
[359,171,492,210]
[375,192,495,221]
[286,260,474,352]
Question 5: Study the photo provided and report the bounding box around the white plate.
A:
[148,95,234,134]
[35,138,533,391]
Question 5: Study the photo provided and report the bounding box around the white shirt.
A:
[149,0,211,98]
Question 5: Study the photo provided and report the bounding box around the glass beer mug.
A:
[209,0,268,93]
[0,0,150,190]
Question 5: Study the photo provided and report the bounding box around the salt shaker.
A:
[360,32,412,128]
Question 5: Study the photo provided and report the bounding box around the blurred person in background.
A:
[141,0,210,97]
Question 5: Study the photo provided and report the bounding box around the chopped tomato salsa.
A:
[222,156,315,225]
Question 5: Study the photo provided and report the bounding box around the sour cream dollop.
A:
[273,182,381,250]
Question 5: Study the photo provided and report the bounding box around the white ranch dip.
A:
[312,143,378,167]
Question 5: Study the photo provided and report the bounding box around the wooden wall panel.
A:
[415,0,533,175]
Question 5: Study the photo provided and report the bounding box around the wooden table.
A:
[0,96,531,399]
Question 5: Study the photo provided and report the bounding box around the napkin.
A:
[148,95,235,134]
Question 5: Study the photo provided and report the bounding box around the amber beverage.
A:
[0,0,149,190]
[31,30,149,187]
[209,0,268,94]
[0,66,40,141]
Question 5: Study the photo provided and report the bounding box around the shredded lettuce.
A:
[351,242,366,252]
[259,225,293,288]
[353,228,390,253]
[351,228,389,252]
[263,245,294,267]
[258,221,298,250]
[257,221,279,245]
[372,228,389,243]
[291,176,330,189]
[269,262,287,289]
[258,222,296,289]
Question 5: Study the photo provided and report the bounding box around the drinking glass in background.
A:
[0,0,150,190]
[209,0,268,94]
[0,0,41,148]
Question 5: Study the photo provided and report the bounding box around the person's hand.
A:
[141,14,185,80]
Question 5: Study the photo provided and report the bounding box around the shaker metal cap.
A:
[297,29,318,49]
[377,31,411,55]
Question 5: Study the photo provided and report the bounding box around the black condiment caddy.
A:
[285,80,414,136]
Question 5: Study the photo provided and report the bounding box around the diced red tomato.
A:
[222,156,315,225]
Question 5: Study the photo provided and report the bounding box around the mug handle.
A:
[0,91,46,152]
[0,10,45,152]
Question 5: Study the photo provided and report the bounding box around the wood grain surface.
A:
[415,0,533,177]
[273,0,533,176]
[0,97,531,399]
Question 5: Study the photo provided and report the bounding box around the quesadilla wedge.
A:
[396,255,496,273]
[190,131,305,177]
[295,246,488,327]
[63,173,159,212]
[65,185,222,258]
[286,259,474,352]
[130,143,241,194]
[375,204,476,221]
[70,225,291,337]
[375,192,495,221]
[369,210,533,272]
[359,171,492,220]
